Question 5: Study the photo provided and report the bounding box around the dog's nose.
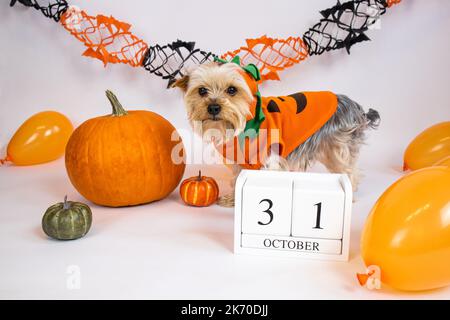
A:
[207,104,221,116]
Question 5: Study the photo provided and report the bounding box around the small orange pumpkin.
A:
[65,90,185,207]
[179,171,219,207]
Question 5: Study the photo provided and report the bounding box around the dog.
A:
[172,59,380,207]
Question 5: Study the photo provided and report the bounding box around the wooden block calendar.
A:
[234,170,352,261]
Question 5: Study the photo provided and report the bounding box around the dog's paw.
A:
[217,194,235,207]
[262,154,290,171]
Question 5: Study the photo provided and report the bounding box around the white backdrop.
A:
[1,0,450,299]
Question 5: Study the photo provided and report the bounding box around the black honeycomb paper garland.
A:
[10,0,399,86]
[303,0,390,55]
[10,0,69,22]
[142,40,217,88]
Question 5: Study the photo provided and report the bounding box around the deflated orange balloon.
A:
[1,111,73,166]
[403,122,450,171]
[361,167,450,291]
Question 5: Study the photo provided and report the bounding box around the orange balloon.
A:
[2,111,73,166]
[403,122,450,171]
[434,156,450,167]
[361,166,450,291]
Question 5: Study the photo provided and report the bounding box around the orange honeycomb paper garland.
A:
[60,6,148,67]
[11,0,402,85]
[221,36,309,82]
[387,0,402,7]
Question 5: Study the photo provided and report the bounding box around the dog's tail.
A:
[364,108,380,129]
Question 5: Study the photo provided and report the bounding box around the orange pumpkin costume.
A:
[216,57,338,169]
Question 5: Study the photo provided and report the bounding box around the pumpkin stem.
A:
[106,90,128,116]
[63,195,70,210]
[198,170,202,181]
[0,155,11,165]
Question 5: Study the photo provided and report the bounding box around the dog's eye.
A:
[198,87,208,97]
[226,86,238,96]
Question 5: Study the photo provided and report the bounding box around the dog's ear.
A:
[170,75,190,91]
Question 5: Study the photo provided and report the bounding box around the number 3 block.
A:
[241,177,292,236]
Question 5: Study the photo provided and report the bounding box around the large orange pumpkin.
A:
[65,90,185,207]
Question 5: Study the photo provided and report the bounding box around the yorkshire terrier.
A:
[172,58,380,207]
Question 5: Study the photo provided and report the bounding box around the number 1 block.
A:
[291,178,345,240]
[241,177,293,236]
